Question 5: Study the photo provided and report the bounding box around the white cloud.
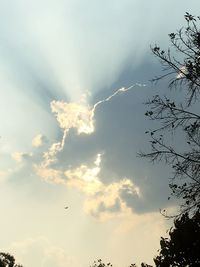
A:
[84,179,141,221]
[51,101,94,134]
[32,134,47,147]
[3,82,175,218]
[12,152,32,162]
[65,153,103,195]
[65,153,141,220]
[38,84,140,170]
[33,147,141,219]
[34,165,65,185]
[50,85,141,138]
[27,84,151,219]
[42,135,67,167]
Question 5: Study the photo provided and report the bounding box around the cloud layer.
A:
[4,83,174,220]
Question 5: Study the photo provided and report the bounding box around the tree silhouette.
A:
[154,211,200,267]
[0,253,22,267]
[90,259,152,267]
[139,13,200,217]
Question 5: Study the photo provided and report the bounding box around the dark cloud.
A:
[94,198,122,217]
[50,62,176,214]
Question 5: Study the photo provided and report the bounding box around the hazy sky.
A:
[0,1,200,266]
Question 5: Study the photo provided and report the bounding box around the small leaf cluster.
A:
[0,253,22,267]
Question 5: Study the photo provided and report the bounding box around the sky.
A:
[0,1,200,266]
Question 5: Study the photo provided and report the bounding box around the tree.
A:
[90,259,113,267]
[154,211,200,267]
[139,13,200,217]
[90,259,152,267]
[0,253,22,267]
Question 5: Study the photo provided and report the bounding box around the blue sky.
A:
[0,1,200,266]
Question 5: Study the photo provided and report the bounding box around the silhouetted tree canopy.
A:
[0,253,22,267]
[139,13,200,217]
[154,211,200,267]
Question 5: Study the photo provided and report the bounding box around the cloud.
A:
[32,134,48,148]
[34,165,65,185]
[51,101,94,134]
[65,153,141,220]
[12,152,32,162]
[9,128,143,220]
[50,84,142,135]
[31,146,142,220]
[65,154,103,195]
[5,82,174,218]
[42,138,67,167]
[40,84,145,168]
[32,78,147,173]
[20,84,151,220]
[83,179,141,221]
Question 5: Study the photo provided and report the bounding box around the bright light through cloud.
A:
[50,84,145,135]
[32,134,47,148]
[31,84,144,219]
[37,83,145,170]
[65,153,141,220]
[51,101,94,134]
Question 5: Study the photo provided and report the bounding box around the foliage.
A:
[0,253,22,267]
[151,12,200,104]
[154,211,200,267]
[90,260,152,267]
[139,13,200,217]
[91,259,113,267]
